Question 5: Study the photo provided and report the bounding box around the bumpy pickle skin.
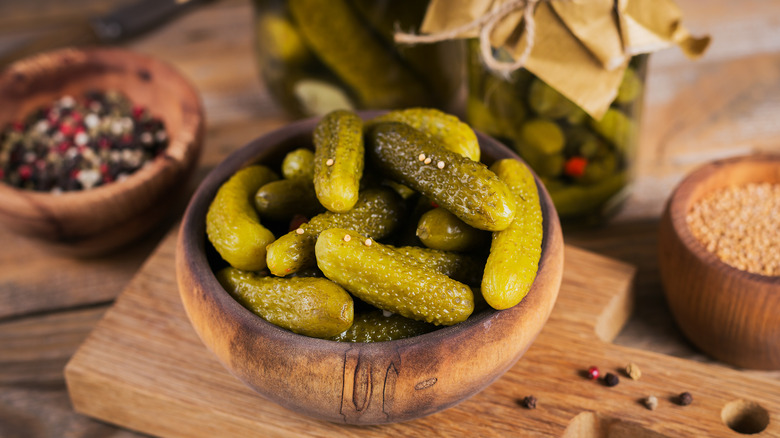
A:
[390,244,484,286]
[370,108,480,161]
[482,159,543,310]
[416,207,489,253]
[313,110,364,212]
[266,187,403,276]
[206,165,279,271]
[288,0,429,109]
[367,122,516,232]
[330,309,437,342]
[316,228,474,326]
[281,148,315,180]
[217,267,353,339]
[254,178,321,221]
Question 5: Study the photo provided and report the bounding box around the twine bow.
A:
[394,0,543,75]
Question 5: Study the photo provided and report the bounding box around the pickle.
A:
[519,118,565,155]
[313,110,364,212]
[206,165,279,271]
[416,207,488,253]
[367,122,516,231]
[288,0,429,109]
[528,78,580,119]
[371,108,480,161]
[577,152,617,185]
[550,172,627,217]
[266,187,403,276]
[482,159,543,310]
[217,267,353,339]
[615,67,643,104]
[391,245,484,286]
[254,178,320,221]
[255,13,311,65]
[316,228,474,325]
[281,148,315,180]
[589,108,636,153]
[293,79,356,117]
[330,309,437,342]
[382,179,416,200]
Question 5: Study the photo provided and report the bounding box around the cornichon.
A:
[254,178,320,221]
[313,110,364,212]
[288,0,428,109]
[206,165,279,271]
[371,108,480,161]
[316,228,474,326]
[281,148,315,180]
[416,207,488,253]
[266,187,403,276]
[330,309,436,342]
[217,267,353,339]
[482,159,543,310]
[367,122,516,231]
[390,244,484,286]
[549,172,627,217]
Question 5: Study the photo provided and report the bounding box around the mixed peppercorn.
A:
[0,90,168,192]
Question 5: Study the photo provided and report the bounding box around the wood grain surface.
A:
[2,0,780,436]
[67,232,780,437]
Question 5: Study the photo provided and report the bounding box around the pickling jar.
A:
[466,41,648,225]
[251,0,464,118]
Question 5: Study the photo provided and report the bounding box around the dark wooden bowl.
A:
[176,114,564,424]
[0,47,203,256]
[659,154,780,370]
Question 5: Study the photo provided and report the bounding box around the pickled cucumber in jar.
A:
[251,0,463,117]
[466,40,648,224]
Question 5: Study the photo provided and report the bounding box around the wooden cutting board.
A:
[64,229,780,437]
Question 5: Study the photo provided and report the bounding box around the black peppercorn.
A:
[678,392,693,406]
[603,372,619,387]
[520,395,537,409]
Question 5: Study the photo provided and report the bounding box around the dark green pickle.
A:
[330,309,437,342]
[367,122,516,232]
[254,178,320,221]
[416,207,489,253]
[466,38,647,224]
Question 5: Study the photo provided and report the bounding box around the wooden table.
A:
[1,1,778,436]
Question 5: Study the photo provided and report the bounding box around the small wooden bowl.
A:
[0,48,203,256]
[659,154,780,370]
[176,114,564,424]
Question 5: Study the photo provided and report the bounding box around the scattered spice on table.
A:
[520,395,537,409]
[678,391,693,406]
[603,372,620,387]
[643,395,658,411]
[687,183,780,276]
[0,90,168,192]
[625,362,642,380]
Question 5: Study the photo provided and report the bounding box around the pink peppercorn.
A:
[587,366,600,380]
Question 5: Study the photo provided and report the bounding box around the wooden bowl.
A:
[659,154,780,370]
[0,47,203,256]
[176,114,564,424]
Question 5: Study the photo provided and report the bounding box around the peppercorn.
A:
[603,372,619,387]
[625,362,642,380]
[520,395,537,409]
[0,91,168,192]
[643,395,658,411]
[586,366,600,380]
[678,392,693,406]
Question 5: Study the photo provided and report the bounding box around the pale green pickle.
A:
[316,228,474,326]
[206,165,279,271]
[217,267,353,339]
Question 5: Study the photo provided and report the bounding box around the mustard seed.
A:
[625,362,642,380]
[644,395,658,411]
[687,183,780,276]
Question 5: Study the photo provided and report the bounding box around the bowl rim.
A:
[0,47,204,237]
[667,153,780,285]
[178,111,560,349]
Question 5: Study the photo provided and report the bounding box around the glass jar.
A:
[251,0,463,118]
[466,41,647,225]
